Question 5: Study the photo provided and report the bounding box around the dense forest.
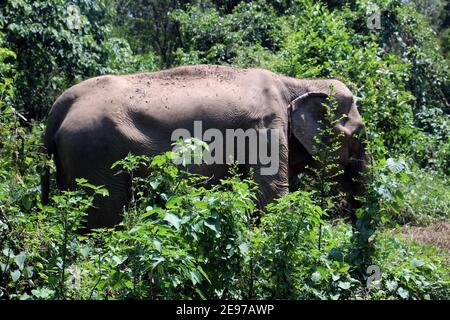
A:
[0,0,449,300]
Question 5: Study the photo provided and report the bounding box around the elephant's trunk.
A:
[346,134,369,223]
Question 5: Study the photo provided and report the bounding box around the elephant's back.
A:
[125,65,280,95]
[120,66,284,126]
[50,65,282,129]
[47,65,286,159]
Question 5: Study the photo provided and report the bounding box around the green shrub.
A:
[103,38,159,74]
[358,156,449,227]
[371,232,450,300]
[0,0,149,119]
[2,144,448,300]
[394,167,450,225]
[171,1,278,66]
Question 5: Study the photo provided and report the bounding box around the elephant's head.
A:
[288,85,368,217]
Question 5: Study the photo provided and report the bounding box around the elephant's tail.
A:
[40,146,51,205]
[41,111,56,205]
[40,89,76,204]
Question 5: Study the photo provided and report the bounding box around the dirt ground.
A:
[394,221,450,250]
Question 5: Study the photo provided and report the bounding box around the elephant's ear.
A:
[289,92,329,156]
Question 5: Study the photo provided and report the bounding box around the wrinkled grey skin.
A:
[42,65,367,228]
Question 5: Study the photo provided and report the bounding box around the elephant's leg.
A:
[253,172,289,209]
[54,150,71,191]
[84,168,131,229]
[244,138,289,209]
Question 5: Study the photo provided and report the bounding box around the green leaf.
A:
[79,246,91,258]
[142,207,163,219]
[31,288,54,299]
[311,271,322,283]
[2,248,14,258]
[195,288,206,300]
[239,242,249,255]
[97,187,109,197]
[152,240,161,252]
[166,196,182,209]
[189,270,201,285]
[204,218,219,233]
[337,281,351,290]
[151,155,167,167]
[14,252,27,271]
[152,257,165,269]
[194,200,208,210]
[397,287,410,299]
[386,280,398,292]
[386,158,407,174]
[331,273,341,282]
[10,269,21,282]
[330,293,340,300]
[149,178,161,190]
[111,255,126,266]
[164,213,181,229]
[410,258,425,268]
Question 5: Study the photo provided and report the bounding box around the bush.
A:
[103,38,159,74]
[394,167,450,225]
[357,156,450,227]
[171,1,279,66]
[0,0,150,119]
[1,145,448,300]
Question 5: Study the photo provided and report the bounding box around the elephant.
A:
[41,64,367,228]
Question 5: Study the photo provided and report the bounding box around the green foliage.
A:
[103,38,159,74]
[1,144,448,300]
[107,145,257,299]
[355,157,449,232]
[253,191,326,298]
[0,33,47,241]
[351,0,450,170]
[298,87,346,203]
[0,0,145,119]
[384,165,450,225]
[371,231,450,300]
[171,1,279,66]
[0,35,15,108]
[291,88,349,256]
[111,0,187,66]
[0,176,106,299]
[350,156,410,267]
